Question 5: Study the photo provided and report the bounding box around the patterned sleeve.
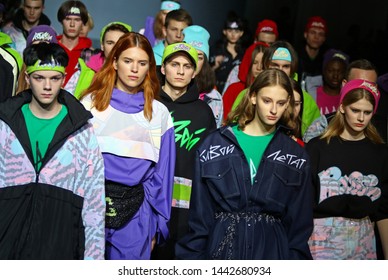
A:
[301,91,321,136]
[205,90,224,128]
[80,122,106,260]
[303,115,328,143]
[222,65,240,95]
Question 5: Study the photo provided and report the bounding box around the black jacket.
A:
[155,83,216,258]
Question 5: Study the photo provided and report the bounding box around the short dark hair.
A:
[57,0,88,25]
[164,8,192,27]
[23,43,69,68]
[23,0,45,6]
[345,59,378,80]
[23,0,45,5]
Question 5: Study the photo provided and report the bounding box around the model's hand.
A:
[151,236,156,251]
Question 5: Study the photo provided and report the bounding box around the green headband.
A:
[100,21,132,44]
[26,59,66,75]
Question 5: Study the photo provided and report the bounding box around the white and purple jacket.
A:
[82,88,176,260]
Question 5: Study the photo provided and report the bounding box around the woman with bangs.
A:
[81,32,176,260]
[306,79,388,259]
[176,69,313,259]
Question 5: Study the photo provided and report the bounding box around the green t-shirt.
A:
[22,103,68,171]
[233,125,275,184]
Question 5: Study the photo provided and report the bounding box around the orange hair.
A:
[81,32,159,121]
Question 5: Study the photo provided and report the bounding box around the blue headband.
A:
[272,47,292,62]
[161,1,180,10]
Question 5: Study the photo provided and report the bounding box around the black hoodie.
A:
[159,83,216,187]
[155,82,216,258]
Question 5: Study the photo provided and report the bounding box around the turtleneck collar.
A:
[110,88,145,114]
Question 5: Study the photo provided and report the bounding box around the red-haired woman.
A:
[81,32,175,260]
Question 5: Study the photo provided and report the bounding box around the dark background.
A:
[7,0,388,74]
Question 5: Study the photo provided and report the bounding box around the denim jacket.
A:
[176,125,313,259]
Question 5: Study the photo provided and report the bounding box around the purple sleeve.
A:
[143,16,156,47]
[147,126,176,243]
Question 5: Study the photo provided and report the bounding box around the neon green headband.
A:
[100,21,132,44]
[26,59,66,75]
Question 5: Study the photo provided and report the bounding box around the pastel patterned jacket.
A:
[0,90,105,259]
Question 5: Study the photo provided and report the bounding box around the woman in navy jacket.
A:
[176,69,313,259]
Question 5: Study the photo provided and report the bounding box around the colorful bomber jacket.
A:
[0,90,105,259]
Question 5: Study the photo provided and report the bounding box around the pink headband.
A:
[340,79,380,113]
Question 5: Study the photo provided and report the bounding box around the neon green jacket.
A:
[0,32,23,73]
[73,58,95,100]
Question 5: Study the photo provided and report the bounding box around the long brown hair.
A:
[227,68,295,131]
[153,10,165,40]
[245,43,267,87]
[321,88,384,144]
[290,79,303,139]
[195,55,216,94]
[81,32,159,121]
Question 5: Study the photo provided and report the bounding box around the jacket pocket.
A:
[202,158,240,209]
[266,163,303,208]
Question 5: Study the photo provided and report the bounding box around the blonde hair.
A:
[86,13,94,30]
[321,88,384,144]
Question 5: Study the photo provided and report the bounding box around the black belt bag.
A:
[105,180,144,229]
